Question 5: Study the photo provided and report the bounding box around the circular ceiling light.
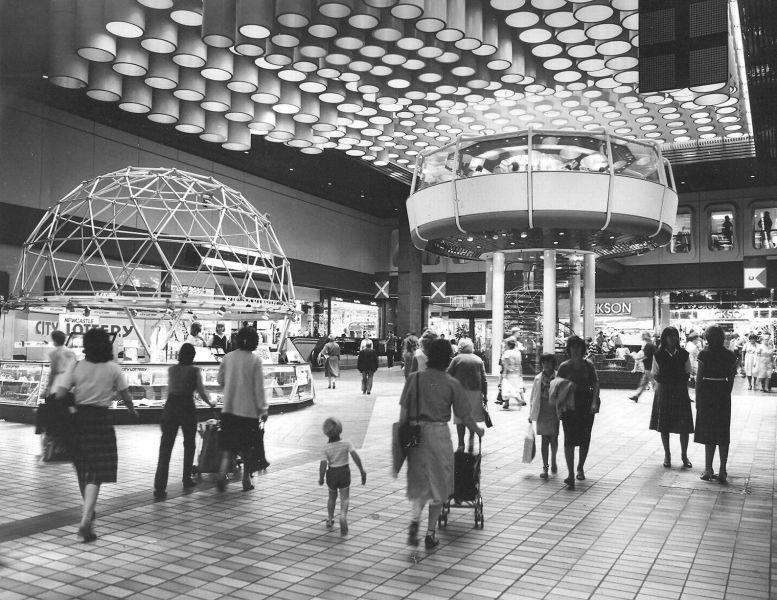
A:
[695,92,731,106]
[519,28,552,43]
[490,0,527,9]
[506,11,540,28]
[574,3,615,23]
[586,22,623,40]
[558,28,587,44]
[568,43,597,58]
[544,10,576,28]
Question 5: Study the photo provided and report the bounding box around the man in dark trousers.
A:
[385,332,397,369]
[357,340,379,395]
[629,331,657,402]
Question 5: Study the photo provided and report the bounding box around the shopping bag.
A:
[522,422,536,464]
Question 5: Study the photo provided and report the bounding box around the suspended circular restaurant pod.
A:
[1,167,312,422]
[406,128,679,373]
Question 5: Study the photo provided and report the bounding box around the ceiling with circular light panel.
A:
[44,0,754,178]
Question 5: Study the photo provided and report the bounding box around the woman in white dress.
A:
[499,339,525,409]
[742,334,759,390]
[754,335,774,392]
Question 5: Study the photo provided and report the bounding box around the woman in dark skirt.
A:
[56,328,137,542]
[216,326,267,492]
[556,336,600,488]
[694,324,737,483]
[650,326,694,468]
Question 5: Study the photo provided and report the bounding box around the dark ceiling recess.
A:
[740,0,777,161]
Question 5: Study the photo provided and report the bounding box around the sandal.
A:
[681,457,692,468]
[576,469,585,481]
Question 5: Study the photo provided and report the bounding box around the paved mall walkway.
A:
[1,367,775,600]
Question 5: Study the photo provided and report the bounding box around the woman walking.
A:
[402,335,419,379]
[319,334,341,389]
[695,325,737,483]
[742,334,758,390]
[399,339,484,549]
[650,326,694,469]
[499,339,525,409]
[447,338,487,453]
[556,336,599,487]
[529,353,559,479]
[153,343,215,499]
[55,328,137,542]
[754,334,774,392]
[216,326,267,492]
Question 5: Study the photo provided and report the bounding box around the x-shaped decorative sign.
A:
[374,280,389,299]
[431,281,447,300]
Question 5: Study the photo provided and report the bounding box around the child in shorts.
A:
[319,417,367,535]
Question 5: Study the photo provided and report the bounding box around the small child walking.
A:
[319,417,367,535]
[529,353,559,479]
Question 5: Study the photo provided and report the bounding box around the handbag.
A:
[482,394,493,428]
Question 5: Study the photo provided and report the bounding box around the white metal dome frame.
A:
[7,166,297,351]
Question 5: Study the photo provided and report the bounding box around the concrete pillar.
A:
[396,210,423,338]
[543,249,556,354]
[484,257,493,310]
[489,252,505,376]
[583,252,596,340]
[569,264,581,336]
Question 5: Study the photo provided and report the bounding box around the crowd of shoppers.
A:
[48,319,747,548]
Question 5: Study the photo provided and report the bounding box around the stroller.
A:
[192,418,268,478]
[439,436,484,529]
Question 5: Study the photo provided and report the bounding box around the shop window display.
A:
[709,210,734,251]
[670,211,692,254]
[752,207,777,249]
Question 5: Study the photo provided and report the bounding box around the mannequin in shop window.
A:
[758,211,772,249]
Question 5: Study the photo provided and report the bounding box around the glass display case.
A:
[0,361,315,409]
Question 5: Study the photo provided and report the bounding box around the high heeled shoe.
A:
[424,532,439,549]
[563,476,575,488]
[550,463,558,474]
[540,465,549,480]
[717,468,727,483]
[77,525,97,543]
[663,456,671,468]
[681,457,692,468]
[576,468,586,481]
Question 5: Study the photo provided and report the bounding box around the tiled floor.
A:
[0,368,775,600]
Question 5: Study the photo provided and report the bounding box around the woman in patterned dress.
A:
[650,326,694,469]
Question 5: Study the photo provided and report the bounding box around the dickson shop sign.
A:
[595,302,632,316]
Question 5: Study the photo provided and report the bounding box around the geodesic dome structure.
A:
[8,167,296,321]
